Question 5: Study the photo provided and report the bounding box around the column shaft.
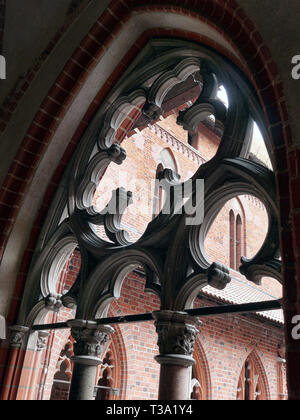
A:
[158,363,191,400]
[69,360,98,400]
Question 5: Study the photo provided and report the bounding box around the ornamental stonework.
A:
[71,325,114,358]
[153,311,200,357]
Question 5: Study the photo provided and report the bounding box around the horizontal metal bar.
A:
[31,300,281,332]
[188,299,281,317]
[33,321,69,330]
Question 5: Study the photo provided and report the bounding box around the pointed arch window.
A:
[229,211,244,271]
[190,349,210,400]
[152,148,179,218]
[152,163,164,218]
[229,210,235,269]
[95,350,117,400]
[50,337,74,400]
[236,355,267,400]
[236,214,242,271]
[50,338,119,400]
[19,38,280,402]
[190,365,205,400]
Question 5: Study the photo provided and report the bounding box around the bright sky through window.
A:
[217,85,229,108]
[251,122,272,170]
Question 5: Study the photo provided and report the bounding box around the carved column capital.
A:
[36,331,50,352]
[153,311,201,367]
[68,320,114,365]
[9,326,30,349]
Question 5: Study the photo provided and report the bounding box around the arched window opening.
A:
[236,355,267,400]
[248,122,273,170]
[152,148,180,219]
[229,210,235,269]
[95,368,113,400]
[15,30,283,402]
[50,337,74,400]
[217,85,229,109]
[277,343,287,400]
[190,365,204,400]
[190,348,210,401]
[50,338,121,401]
[236,214,242,271]
[229,211,244,271]
[95,349,119,400]
[159,147,178,173]
[50,360,72,401]
[152,163,164,218]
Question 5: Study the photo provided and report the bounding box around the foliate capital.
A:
[9,325,30,349]
[36,331,50,352]
[153,311,200,366]
[68,320,114,359]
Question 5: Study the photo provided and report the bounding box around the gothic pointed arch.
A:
[236,351,270,400]
[191,340,212,400]
[1,0,292,401]
[0,0,290,328]
[236,214,242,271]
[229,209,235,269]
[50,336,74,400]
[9,33,281,348]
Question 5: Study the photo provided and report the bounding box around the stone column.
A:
[153,311,200,400]
[26,331,50,400]
[68,320,114,401]
[0,326,30,400]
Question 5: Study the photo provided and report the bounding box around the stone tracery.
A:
[12,38,281,400]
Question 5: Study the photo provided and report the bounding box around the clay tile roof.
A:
[201,275,283,324]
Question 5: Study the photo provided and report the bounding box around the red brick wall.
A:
[55,249,81,295]
[94,115,220,239]
[193,296,286,400]
[50,382,70,401]
[108,271,160,400]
